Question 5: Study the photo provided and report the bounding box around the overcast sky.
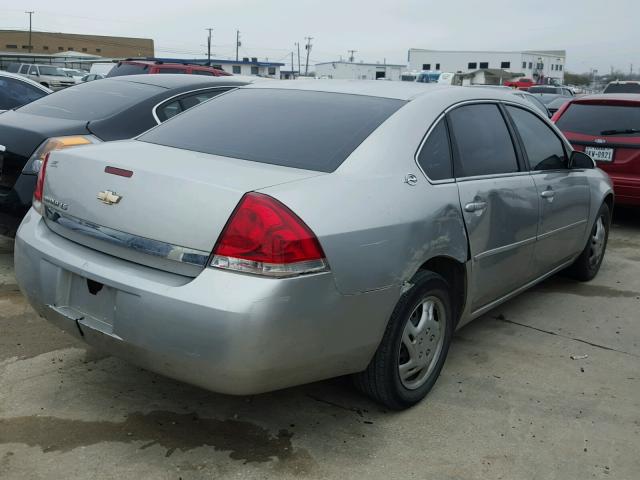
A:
[2,1,639,73]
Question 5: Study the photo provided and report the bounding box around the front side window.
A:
[507,106,566,170]
[448,104,518,178]
[417,119,452,181]
[38,66,65,76]
[29,66,38,75]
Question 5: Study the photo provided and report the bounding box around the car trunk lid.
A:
[41,140,324,276]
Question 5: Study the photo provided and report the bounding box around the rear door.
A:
[506,105,589,274]
[448,103,539,311]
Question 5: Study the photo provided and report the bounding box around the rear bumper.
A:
[608,174,640,206]
[14,209,399,394]
[0,173,36,211]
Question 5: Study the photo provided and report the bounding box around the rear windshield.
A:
[556,103,640,137]
[106,63,149,77]
[18,79,164,120]
[139,89,405,172]
[603,83,640,94]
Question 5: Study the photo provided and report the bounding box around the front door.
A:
[448,103,539,312]
[505,105,589,275]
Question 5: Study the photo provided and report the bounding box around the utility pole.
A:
[25,11,34,53]
[236,30,241,62]
[304,36,313,76]
[295,42,301,75]
[291,51,295,78]
[206,28,213,65]
[348,50,357,62]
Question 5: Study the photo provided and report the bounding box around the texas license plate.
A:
[585,147,614,163]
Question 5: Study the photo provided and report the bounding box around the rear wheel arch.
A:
[414,256,467,327]
[603,193,614,216]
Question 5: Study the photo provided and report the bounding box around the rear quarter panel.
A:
[260,90,471,295]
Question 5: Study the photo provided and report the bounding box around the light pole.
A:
[25,11,34,53]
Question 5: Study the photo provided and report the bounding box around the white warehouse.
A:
[408,49,567,84]
[315,61,405,81]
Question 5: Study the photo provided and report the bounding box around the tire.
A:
[354,270,453,410]
[566,202,611,282]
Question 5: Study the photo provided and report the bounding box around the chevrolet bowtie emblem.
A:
[97,190,122,205]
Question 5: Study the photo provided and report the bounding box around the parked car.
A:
[553,94,639,206]
[13,82,613,410]
[0,71,51,113]
[603,80,640,94]
[544,96,571,116]
[0,74,251,213]
[106,60,231,78]
[468,85,551,117]
[60,68,88,84]
[81,73,104,83]
[503,78,536,90]
[89,62,116,77]
[528,85,574,96]
[14,63,76,90]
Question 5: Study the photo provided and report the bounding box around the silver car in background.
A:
[14,81,613,409]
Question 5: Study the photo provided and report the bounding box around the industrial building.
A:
[315,61,406,81]
[408,49,566,84]
[0,30,154,58]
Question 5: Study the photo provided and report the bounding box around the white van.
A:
[89,62,116,76]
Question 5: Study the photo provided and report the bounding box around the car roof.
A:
[120,60,221,69]
[105,73,251,89]
[244,79,536,104]
[0,70,52,93]
[607,80,640,84]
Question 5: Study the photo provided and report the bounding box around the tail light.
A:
[32,152,50,215]
[211,192,329,277]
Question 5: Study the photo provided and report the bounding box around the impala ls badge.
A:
[97,190,122,205]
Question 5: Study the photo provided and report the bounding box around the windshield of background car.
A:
[106,63,150,77]
[139,88,405,172]
[603,83,640,94]
[17,79,163,120]
[39,66,65,76]
[556,102,640,137]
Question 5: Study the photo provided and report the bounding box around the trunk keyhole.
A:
[87,279,103,295]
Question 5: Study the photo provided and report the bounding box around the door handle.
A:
[540,190,555,199]
[464,201,488,213]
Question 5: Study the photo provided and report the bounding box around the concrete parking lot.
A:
[0,209,638,480]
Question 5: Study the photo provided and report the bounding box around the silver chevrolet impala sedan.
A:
[14,81,613,409]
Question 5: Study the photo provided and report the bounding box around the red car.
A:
[503,78,536,90]
[106,60,231,78]
[553,94,640,206]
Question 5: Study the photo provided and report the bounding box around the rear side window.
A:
[417,119,452,180]
[157,68,185,74]
[448,104,518,177]
[0,77,47,110]
[603,83,640,94]
[106,63,149,77]
[140,89,405,173]
[192,70,215,76]
[556,103,640,137]
[507,106,567,170]
[155,89,228,122]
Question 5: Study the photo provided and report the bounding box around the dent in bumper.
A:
[14,210,400,394]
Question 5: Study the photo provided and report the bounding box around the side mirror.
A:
[569,151,595,169]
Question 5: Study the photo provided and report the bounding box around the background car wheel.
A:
[353,270,453,410]
[566,202,610,282]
